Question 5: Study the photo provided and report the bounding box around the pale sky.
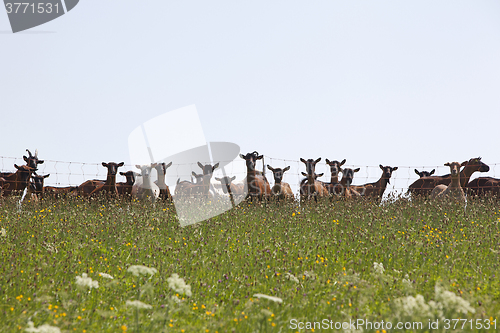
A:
[1,1,499,194]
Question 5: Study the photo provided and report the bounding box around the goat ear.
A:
[102,162,108,167]
[301,172,307,176]
[231,176,236,181]
[135,165,141,169]
[300,158,306,163]
[392,167,398,171]
[354,168,360,173]
[267,165,274,171]
[325,159,330,164]
[239,154,245,159]
[430,169,435,175]
[256,155,263,160]
[212,163,219,171]
[340,159,346,166]
[23,156,28,162]
[44,174,50,178]
[414,169,420,175]
[461,161,468,167]
[38,160,44,164]
[444,162,450,166]
[283,166,290,172]
[198,162,204,169]
[119,172,125,176]
[14,164,20,170]
[215,177,221,181]
[315,157,321,164]
[192,171,197,176]
[118,162,124,167]
[317,173,324,177]
[379,164,384,170]
[165,162,173,168]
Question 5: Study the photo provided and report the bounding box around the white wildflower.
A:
[434,284,475,315]
[402,274,412,286]
[284,273,299,283]
[253,293,283,303]
[126,300,153,309]
[167,273,192,297]
[127,265,157,277]
[98,272,114,279]
[394,294,432,318]
[373,262,385,274]
[75,273,99,289]
[1,228,6,237]
[25,321,61,333]
[303,271,316,279]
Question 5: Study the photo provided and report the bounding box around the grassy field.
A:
[0,195,499,332]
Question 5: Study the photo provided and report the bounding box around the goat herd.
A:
[0,150,499,205]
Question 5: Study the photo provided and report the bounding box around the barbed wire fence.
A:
[1,155,499,198]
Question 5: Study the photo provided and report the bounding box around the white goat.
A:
[132,164,160,202]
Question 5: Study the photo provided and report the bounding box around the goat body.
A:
[2,164,35,196]
[90,162,125,197]
[352,165,397,199]
[432,161,467,204]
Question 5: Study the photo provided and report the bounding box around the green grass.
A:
[0,195,499,332]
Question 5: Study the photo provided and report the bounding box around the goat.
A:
[116,171,138,197]
[299,158,328,201]
[214,176,244,206]
[337,167,361,198]
[154,162,173,200]
[174,162,219,199]
[1,164,35,196]
[89,162,125,197]
[267,165,294,200]
[324,159,346,195]
[466,177,500,197]
[415,169,435,178]
[44,185,78,197]
[431,161,467,204]
[0,149,43,180]
[240,152,271,201]
[409,157,489,196]
[132,164,160,202]
[0,178,10,197]
[351,165,398,200]
[28,173,50,201]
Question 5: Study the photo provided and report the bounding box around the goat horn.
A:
[35,149,38,158]
[26,149,33,158]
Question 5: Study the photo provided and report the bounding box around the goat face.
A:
[445,161,467,177]
[31,173,50,193]
[103,162,125,176]
[379,165,398,184]
[215,176,236,194]
[415,169,435,178]
[465,157,490,173]
[120,171,137,185]
[23,149,44,171]
[300,158,321,176]
[326,159,346,178]
[341,168,360,187]
[240,152,263,171]
[198,162,219,176]
[267,165,290,184]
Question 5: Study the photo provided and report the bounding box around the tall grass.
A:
[0,195,498,332]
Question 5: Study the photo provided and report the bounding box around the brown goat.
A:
[415,169,435,178]
[324,159,346,195]
[2,164,35,196]
[116,171,138,197]
[214,176,244,206]
[28,173,50,201]
[175,162,219,199]
[267,165,294,200]
[351,165,398,199]
[240,152,271,201]
[299,158,328,201]
[89,162,125,197]
[44,186,78,197]
[338,167,361,198]
[466,177,500,197]
[409,157,489,196]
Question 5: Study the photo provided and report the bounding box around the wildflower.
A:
[25,321,61,333]
[98,272,114,279]
[127,265,157,277]
[394,294,432,318]
[434,284,475,315]
[284,273,299,283]
[167,274,192,297]
[1,228,6,237]
[75,273,99,289]
[373,262,385,274]
[253,293,283,303]
[402,274,412,287]
[125,300,152,309]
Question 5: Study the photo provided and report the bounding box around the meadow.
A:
[0,195,499,332]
